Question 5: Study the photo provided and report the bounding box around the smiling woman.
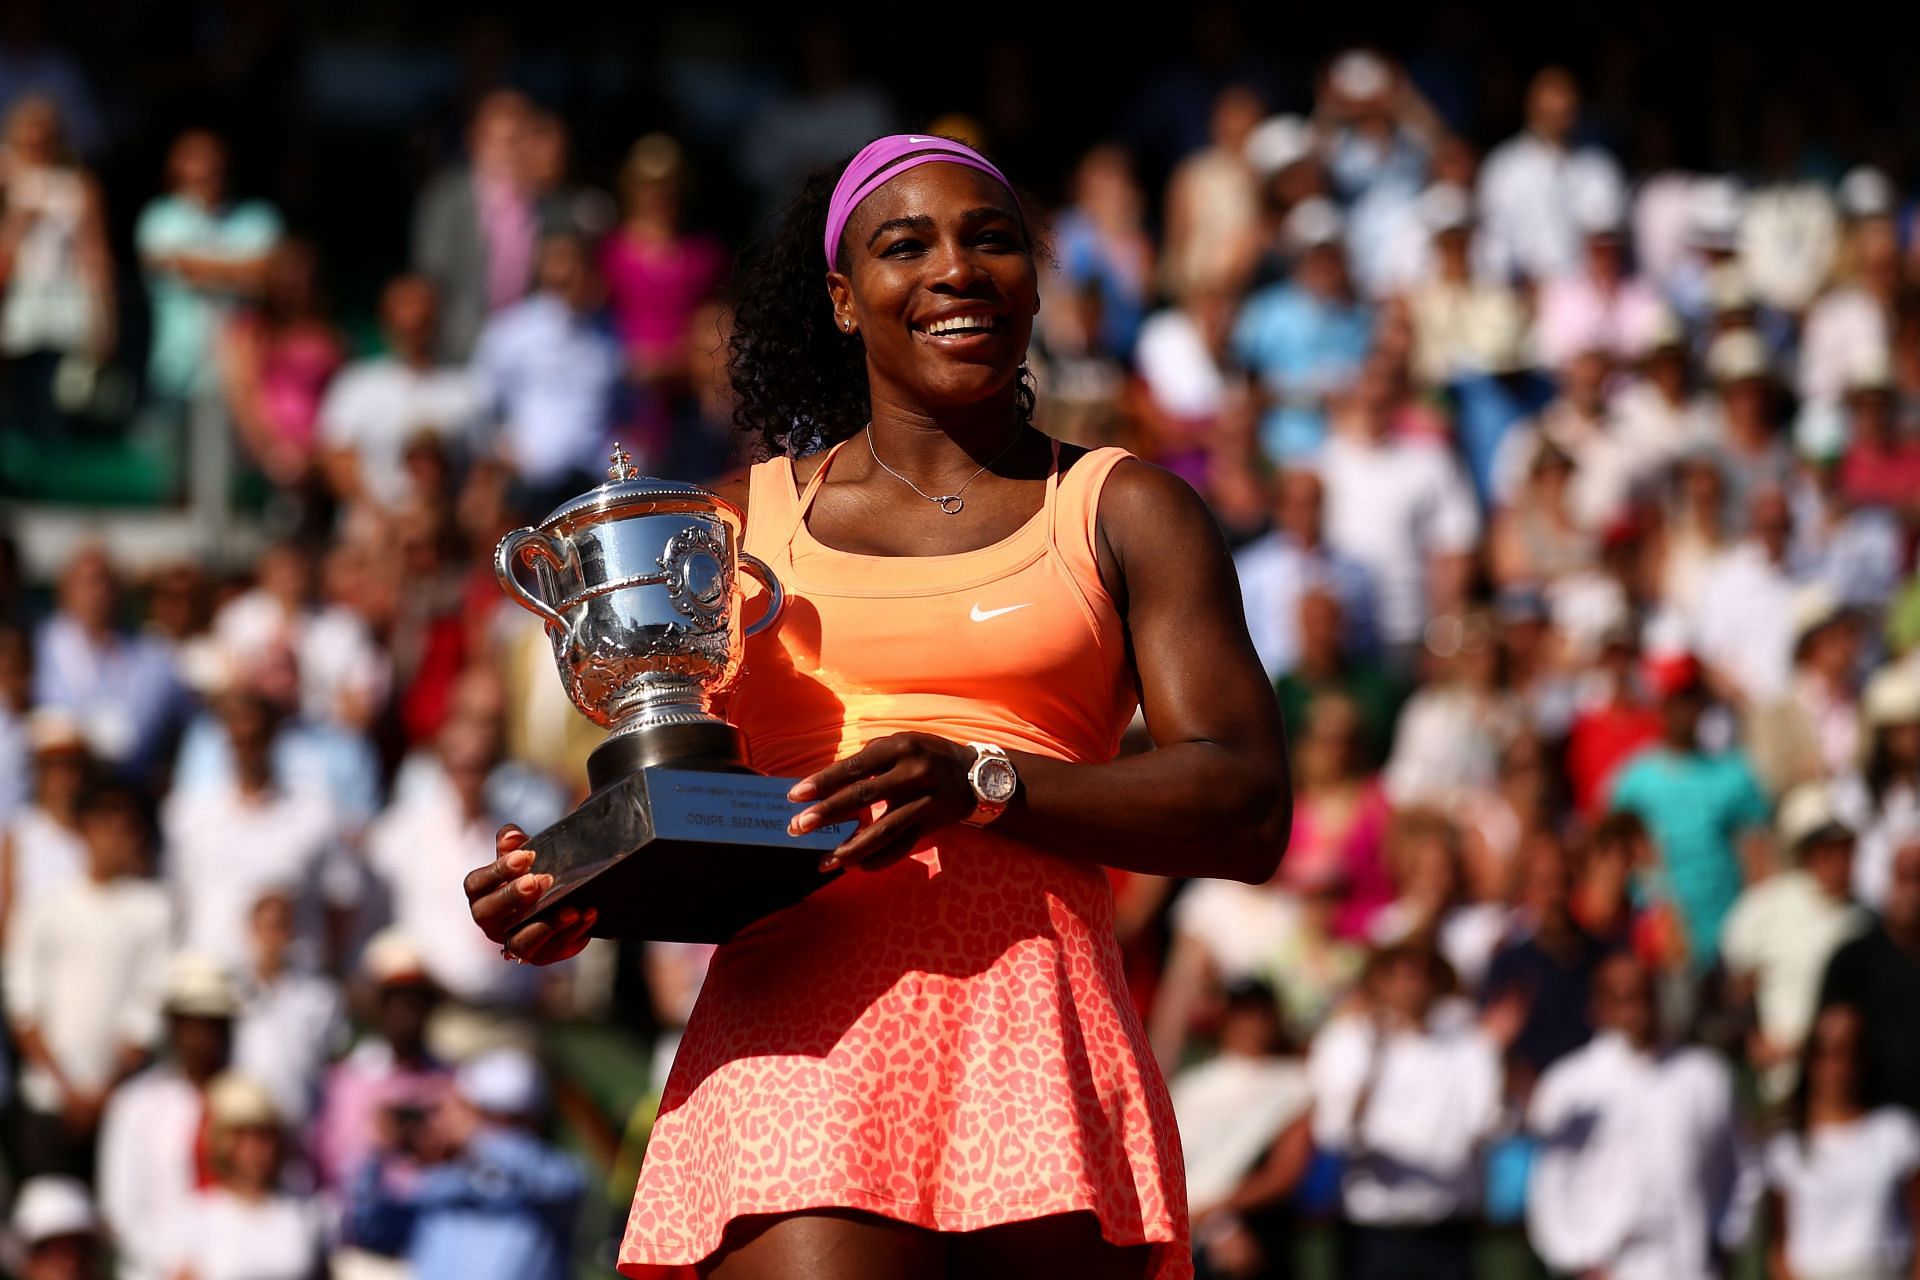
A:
[462,133,1292,1280]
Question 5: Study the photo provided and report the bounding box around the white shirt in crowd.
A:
[1721,869,1869,1103]
[1797,285,1888,409]
[1232,531,1373,683]
[299,605,391,729]
[97,1063,206,1280]
[1764,1109,1920,1280]
[1832,773,1920,911]
[164,1188,327,1280]
[1476,131,1626,283]
[1527,1032,1758,1280]
[316,354,488,509]
[364,785,540,1008]
[1319,431,1481,649]
[1134,306,1229,420]
[1690,540,1802,704]
[1173,1052,1314,1209]
[1307,1004,1504,1225]
[3,872,170,1113]
[161,781,347,974]
[0,805,87,937]
[472,292,623,488]
[1739,183,1840,312]
[234,968,347,1126]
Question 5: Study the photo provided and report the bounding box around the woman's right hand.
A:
[463,824,597,965]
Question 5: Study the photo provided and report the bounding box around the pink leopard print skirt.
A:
[615,830,1192,1278]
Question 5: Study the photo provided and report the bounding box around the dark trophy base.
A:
[519,723,856,944]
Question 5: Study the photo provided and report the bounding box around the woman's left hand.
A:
[785,732,979,873]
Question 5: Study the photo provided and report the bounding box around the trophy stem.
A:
[587,721,752,791]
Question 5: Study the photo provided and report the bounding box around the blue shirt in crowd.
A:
[1230,282,1372,461]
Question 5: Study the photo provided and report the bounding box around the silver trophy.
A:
[493,445,854,942]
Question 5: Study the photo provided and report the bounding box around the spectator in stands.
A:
[1609,654,1772,973]
[1698,330,1795,528]
[162,1073,326,1280]
[1174,978,1315,1280]
[365,716,540,1024]
[232,886,346,1126]
[1318,355,1478,666]
[216,236,345,494]
[1532,196,1664,371]
[1835,665,1920,910]
[412,89,536,363]
[1307,939,1509,1280]
[1279,692,1394,939]
[1745,592,1863,795]
[1383,610,1519,811]
[31,543,185,779]
[344,1047,585,1280]
[1234,467,1375,683]
[311,931,452,1196]
[1482,836,1611,1091]
[1722,783,1870,1104]
[1130,284,1250,494]
[1051,143,1155,362]
[1477,67,1625,285]
[96,953,237,1280]
[0,93,113,439]
[160,687,349,973]
[0,709,88,947]
[1273,586,1405,772]
[472,229,624,512]
[1234,197,1373,461]
[1797,175,1901,445]
[1819,838,1920,1115]
[1764,1003,1920,1280]
[1368,811,1510,995]
[1526,952,1757,1280]
[7,1176,105,1280]
[134,128,281,407]
[1691,489,1815,707]
[1489,437,1600,588]
[1316,50,1442,300]
[599,133,728,462]
[316,274,489,514]
[4,774,168,1181]
[1159,83,1264,303]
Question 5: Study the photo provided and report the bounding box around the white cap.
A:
[1572,179,1627,236]
[1706,264,1757,314]
[1839,166,1895,220]
[206,1072,281,1131]
[9,1177,98,1245]
[361,928,433,987]
[1791,583,1847,651]
[1778,782,1853,852]
[1245,115,1315,176]
[1329,50,1392,101]
[1707,329,1770,384]
[26,709,87,755]
[1631,305,1688,358]
[1285,197,1345,251]
[1687,178,1745,251]
[1417,183,1474,235]
[1864,665,1920,727]
[455,1047,547,1117]
[162,952,239,1019]
[1846,346,1897,395]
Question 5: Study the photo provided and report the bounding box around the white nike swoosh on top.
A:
[970,603,1033,622]
[908,136,933,143]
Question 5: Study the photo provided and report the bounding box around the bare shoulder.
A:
[1093,455,1225,559]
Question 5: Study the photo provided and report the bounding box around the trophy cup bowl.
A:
[492,445,856,942]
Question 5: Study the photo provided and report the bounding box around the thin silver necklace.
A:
[864,420,1023,515]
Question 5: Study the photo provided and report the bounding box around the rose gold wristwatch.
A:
[962,742,1018,826]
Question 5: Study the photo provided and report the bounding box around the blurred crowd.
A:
[2,10,1920,1280]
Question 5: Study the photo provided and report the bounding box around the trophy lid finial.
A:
[607,442,639,482]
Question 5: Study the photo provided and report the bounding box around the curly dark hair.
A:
[724,138,1054,460]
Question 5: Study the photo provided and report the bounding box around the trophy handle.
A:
[739,552,785,638]
[494,527,574,633]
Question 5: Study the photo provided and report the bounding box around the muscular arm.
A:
[997,459,1290,881]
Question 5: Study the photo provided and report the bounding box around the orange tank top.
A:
[727,436,1140,780]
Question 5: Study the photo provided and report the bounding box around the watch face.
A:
[976,757,1017,803]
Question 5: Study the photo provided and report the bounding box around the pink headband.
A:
[823,134,1022,270]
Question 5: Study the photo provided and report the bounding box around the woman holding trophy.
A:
[464,134,1291,1279]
